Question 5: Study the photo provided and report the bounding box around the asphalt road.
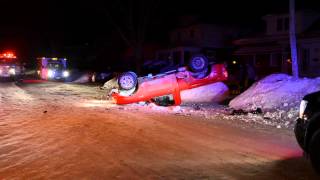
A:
[0,82,318,179]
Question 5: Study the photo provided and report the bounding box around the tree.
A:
[102,0,159,73]
[289,0,299,78]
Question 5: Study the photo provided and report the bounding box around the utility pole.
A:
[289,0,299,78]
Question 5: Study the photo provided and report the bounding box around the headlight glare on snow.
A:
[299,100,308,119]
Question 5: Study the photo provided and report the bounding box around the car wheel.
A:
[118,71,138,90]
[190,68,209,79]
[189,55,209,72]
[309,129,320,174]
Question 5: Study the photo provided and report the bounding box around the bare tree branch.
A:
[104,9,133,47]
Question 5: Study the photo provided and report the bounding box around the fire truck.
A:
[0,52,24,81]
[38,57,70,80]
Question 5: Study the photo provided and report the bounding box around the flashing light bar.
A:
[40,57,67,61]
[0,52,17,59]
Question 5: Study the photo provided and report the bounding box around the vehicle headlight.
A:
[48,69,54,78]
[63,71,69,77]
[9,68,15,75]
[299,100,308,119]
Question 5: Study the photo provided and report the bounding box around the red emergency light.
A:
[0,52,17,59]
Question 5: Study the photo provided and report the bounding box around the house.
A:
[153,23,240,68]
[233,10,320,78]
[170,24,239,48]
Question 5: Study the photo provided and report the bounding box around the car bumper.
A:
[0,72,13,77]
[294,118,309,150]
[48,72,66,80]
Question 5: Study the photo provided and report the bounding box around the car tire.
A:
[309,129,320,174]
[118,71,138,90]
[294,119,306,150]
[190,68,209,79]
[189,54,209,72]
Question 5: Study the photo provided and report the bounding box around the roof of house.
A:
[234,10,320,45]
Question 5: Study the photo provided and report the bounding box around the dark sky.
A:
[0,0,319,59]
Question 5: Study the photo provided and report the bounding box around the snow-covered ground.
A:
[1,82,315,179]
[11,73,320,131]
[229,74,320,128]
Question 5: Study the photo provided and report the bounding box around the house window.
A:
[190,30,195,38]
[277,18,283,31]
[206,50,216,59]
[159,52,171,61]
[177,32,181,42]
[271,54,282,67]
[255,54,270,67]
[173,51,182,65]
[184,51,191,62]
[284,18,289,31]
[301,48,310,71]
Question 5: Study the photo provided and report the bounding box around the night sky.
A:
[0,0,319,68]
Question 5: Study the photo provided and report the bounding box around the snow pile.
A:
[230,74,320,111]
[229,74,320,126]
[73,73,92,84]
[102,77,118,91]
[180,82,229,103]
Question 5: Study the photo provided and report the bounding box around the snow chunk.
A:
[102,77,119,98]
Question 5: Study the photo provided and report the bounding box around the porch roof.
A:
[233,46,284,55]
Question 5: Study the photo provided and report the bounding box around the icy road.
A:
[0,82,318,179]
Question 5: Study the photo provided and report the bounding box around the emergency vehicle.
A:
[38,57,70,80]
[0,52,23,81]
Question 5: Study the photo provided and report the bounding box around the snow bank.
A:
[102,77,118,90]
[230,73,320,112]
[73,73,92,84]
[181,82,229,103]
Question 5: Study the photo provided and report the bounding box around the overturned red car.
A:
[112,55,228,106]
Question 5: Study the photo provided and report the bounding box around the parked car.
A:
[91,71,112,83]
[111,55,228,106]
[295,90,320,173]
